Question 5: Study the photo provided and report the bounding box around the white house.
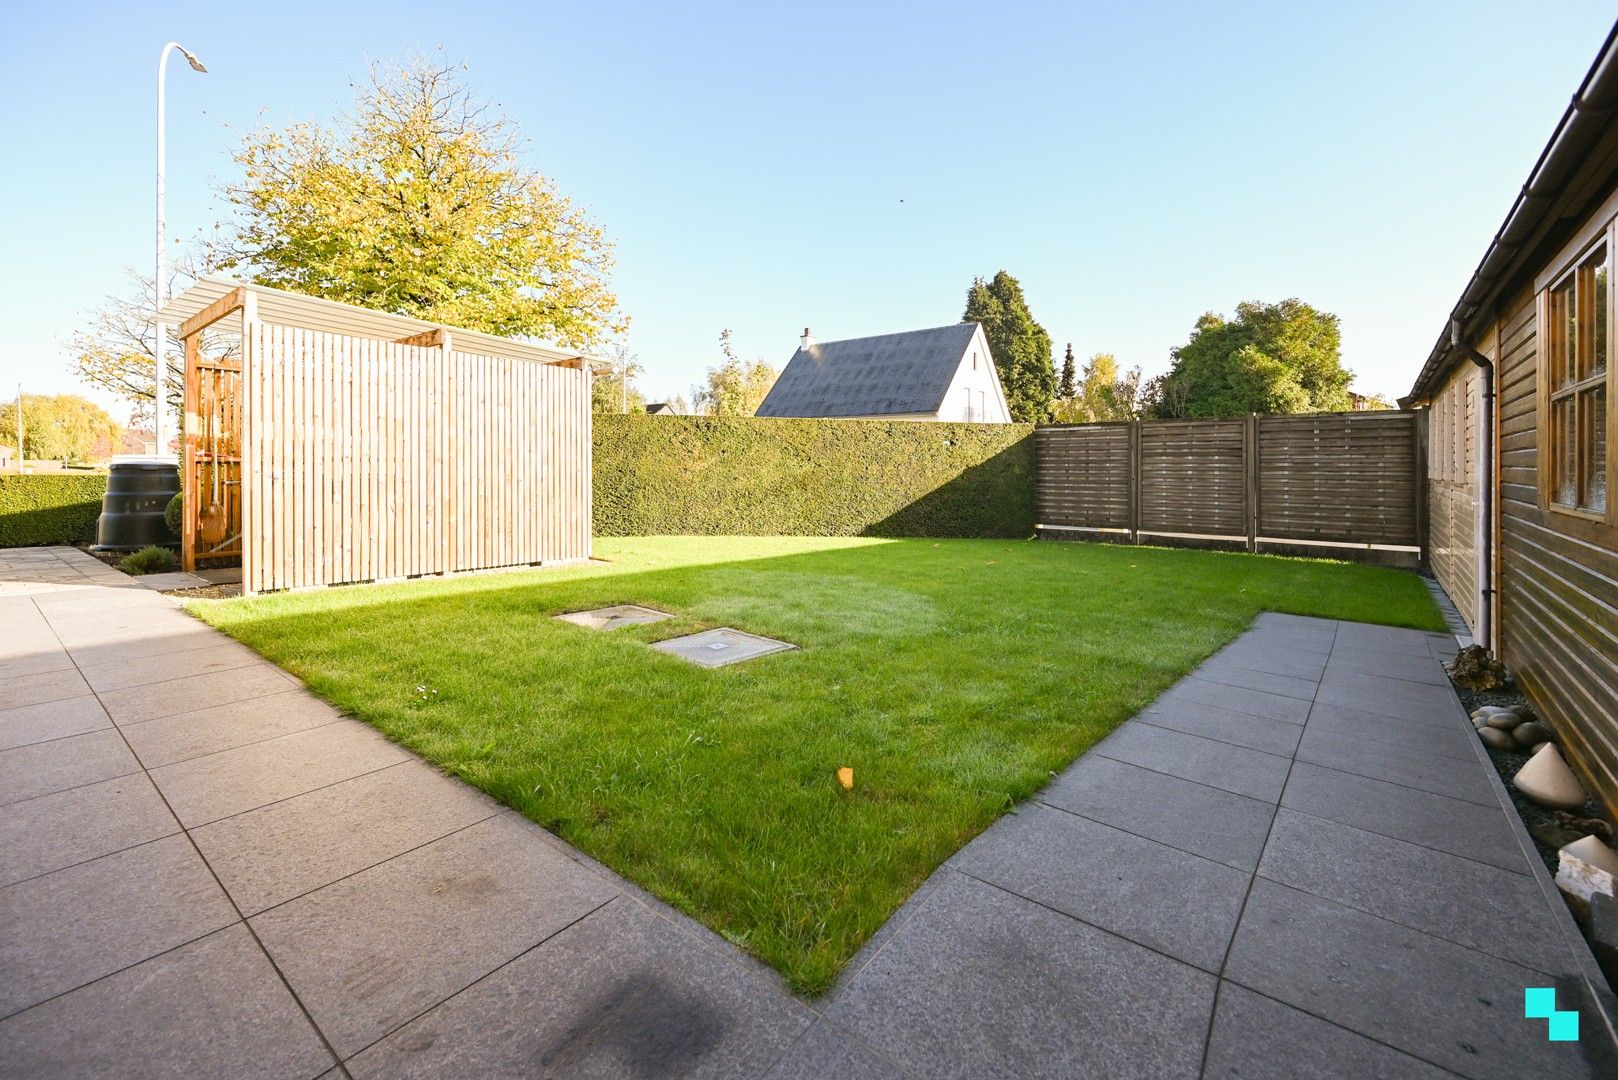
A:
[754,323,1013,423]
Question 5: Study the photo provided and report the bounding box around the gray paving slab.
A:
[1039,754,1276,871]
[0,646,74,682]
[1281,760,1530,873]
[0,666,90,712]
[1096,720,1292,802]
[96,662,299,725]
[824,872,1217,1080]
[347,898,812,1080]
[1137,699,1305,757]
[1304,700,1477,759]
[78,638,264,693]
[761,1020,910,1080]
[0,773,178,886]
[952,802,1250,971]
[0,694,111,751]
[1226,879,1597,1079]
[1324,647,1452,686]
[192,759,500,914]
[1203,982,1453,1080]
[132,571,212,592]
[1197,641,1330,680]
[1294,726,1498,805]
[1156,676,1313,723]
[1187,659,1321,701]
[250,813,619,1058]
[0,925,335,1080]
[149,716,410,827]
[1315,669,1466,721]
[119,688,343,768]
[0,833,238,1017]
[0,728,140,806]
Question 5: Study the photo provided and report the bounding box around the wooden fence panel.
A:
[1139,419,1246,537]
[1034,424,1132,532]
[1257,412,1419,547]
[241,324,591,592]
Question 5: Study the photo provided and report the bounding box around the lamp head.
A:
[180,47,207,73]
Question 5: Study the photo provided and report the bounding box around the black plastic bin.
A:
[91,457,180,552]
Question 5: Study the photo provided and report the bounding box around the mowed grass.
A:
[190,536,1442,993]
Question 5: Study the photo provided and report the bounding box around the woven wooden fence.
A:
[1035,411,1426,559]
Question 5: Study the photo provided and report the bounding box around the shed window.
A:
[1543,240,1612,516]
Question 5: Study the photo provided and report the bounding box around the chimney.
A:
[801,327,814,350]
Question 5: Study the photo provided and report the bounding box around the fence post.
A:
[1244,413,1259,554]
[1413,408,1429,569]
[1128,419,1141,544]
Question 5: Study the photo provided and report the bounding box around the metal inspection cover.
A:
[554,604,675,631]
[651,627,797,668]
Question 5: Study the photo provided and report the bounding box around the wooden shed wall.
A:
[1426,364,1480,634]
[242,323,591,593]
[1495,291,1618,812]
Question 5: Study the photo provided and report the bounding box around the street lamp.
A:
[154,41,207,455]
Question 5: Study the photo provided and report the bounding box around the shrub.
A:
[119,545,178,575]
[593,415,1036,538]
[0,474,108,547]
[164,492,183,538]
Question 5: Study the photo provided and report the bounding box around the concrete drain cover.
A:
[652,628,796,667]
[554,604,674,631]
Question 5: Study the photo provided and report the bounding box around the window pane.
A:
[1585,386,1607,513]
[1593,250,1609,377]
[1551,279,1576,388]
[1553,396,1577,505]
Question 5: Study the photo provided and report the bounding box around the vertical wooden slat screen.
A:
[241,325,591,593]
[1036,411,1422,558]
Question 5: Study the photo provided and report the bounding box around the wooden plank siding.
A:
[1494,289,1618,813]
[1426,364,1480,633]
[1036,412,1421,556]
[240,323,592,594]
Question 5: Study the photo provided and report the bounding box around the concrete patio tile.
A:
[0,774,178,887]
[1331,623,1434,654]
[1187,660,1320,702]
[1041,755,1276,871]
[1225,879,1595,1079]
[193,760,500,915]
[1304,701,1477,760]
[250,814,618,1059]
[762,1020,910,1080]
[1315,670,1465,721]
[0,834,238,1018]
[1137,700,1304,757]
[0,667,90,712]
[149,718,410,827]
[1095,721,1292,803]
[1157,677,1313,723]
[78,639,264,694]
[1294,727,1497,805]
[1257,810,1569,974]
[0,729,139,806]
[1324,648,1451,686]
[1251,612,1339,640]
[823,872,1216,1080]
[119,688,341,768]
[953,802,1249,971]
[0,925,334,1080]
[96,663,299,726]
[0,695,111,751]
[52,615,227,666]
[1203,983,1452,1079]
[347,898,811,1080]
[1280,761,1528,873]
[0,645,74,682]
[1202,642,1329,680]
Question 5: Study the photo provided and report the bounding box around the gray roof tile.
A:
[755,323,981,418]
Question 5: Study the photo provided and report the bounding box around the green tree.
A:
[1147,299,1349,418]
[1058,343,1077,399]
[696,330,777,416]
[592,342,647,414]
[216,55,624,346]
[962,271,1055,422]
[1052,352,1142,422]
[0,395,121,464]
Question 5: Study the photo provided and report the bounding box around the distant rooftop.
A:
[755,323,981,418]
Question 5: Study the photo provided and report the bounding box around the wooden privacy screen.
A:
[1035,411,1424,557]
[183,345,244,564]
[235,324,591,593]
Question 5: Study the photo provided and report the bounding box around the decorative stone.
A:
[1511,721,1551,749]
[1472,716,1489,730]
[1478,727,1512,750]
[1482,705,1518,716]
[1564,836,1618,876]
[1485,711,1520,730]
[1513,745,1589,811]
[1470,708,1491,721]
[1556,836,1618,903]
[1450,645,1509,690]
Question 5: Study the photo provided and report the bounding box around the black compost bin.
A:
[91,458,180,551]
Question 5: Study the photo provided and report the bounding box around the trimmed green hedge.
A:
[594,415,1035,538]
[0,474,108,547]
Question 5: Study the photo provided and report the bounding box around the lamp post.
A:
[155,41,207,456]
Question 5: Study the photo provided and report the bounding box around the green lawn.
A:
[190,536,1442,993]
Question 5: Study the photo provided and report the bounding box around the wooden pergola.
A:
[157,277,609,594]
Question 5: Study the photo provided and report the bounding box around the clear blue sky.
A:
[3,1,1615,415]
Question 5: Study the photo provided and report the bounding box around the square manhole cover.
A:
[651,627,796,668]
[554,604,675,631]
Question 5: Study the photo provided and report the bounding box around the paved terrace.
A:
[1,546,1614,1078]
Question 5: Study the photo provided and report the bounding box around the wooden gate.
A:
[182,338,244,568]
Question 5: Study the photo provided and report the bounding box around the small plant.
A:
[164,492,183,537]
[119,545,177,575]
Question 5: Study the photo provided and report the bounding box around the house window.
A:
[1543,240,1611,516]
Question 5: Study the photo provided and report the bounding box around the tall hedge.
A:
[594,415,1035,537]
[0,474,108,547]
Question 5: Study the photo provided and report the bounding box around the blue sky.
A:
[2,2,1615,415]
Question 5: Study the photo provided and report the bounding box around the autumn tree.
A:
[592,342,647,414]
[0,395,121,465]
[695,330,777,416]
[1051,352,1142,423]
[215,55,624,346]
[962,271,1055,422]
[1146,299,1350,418]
